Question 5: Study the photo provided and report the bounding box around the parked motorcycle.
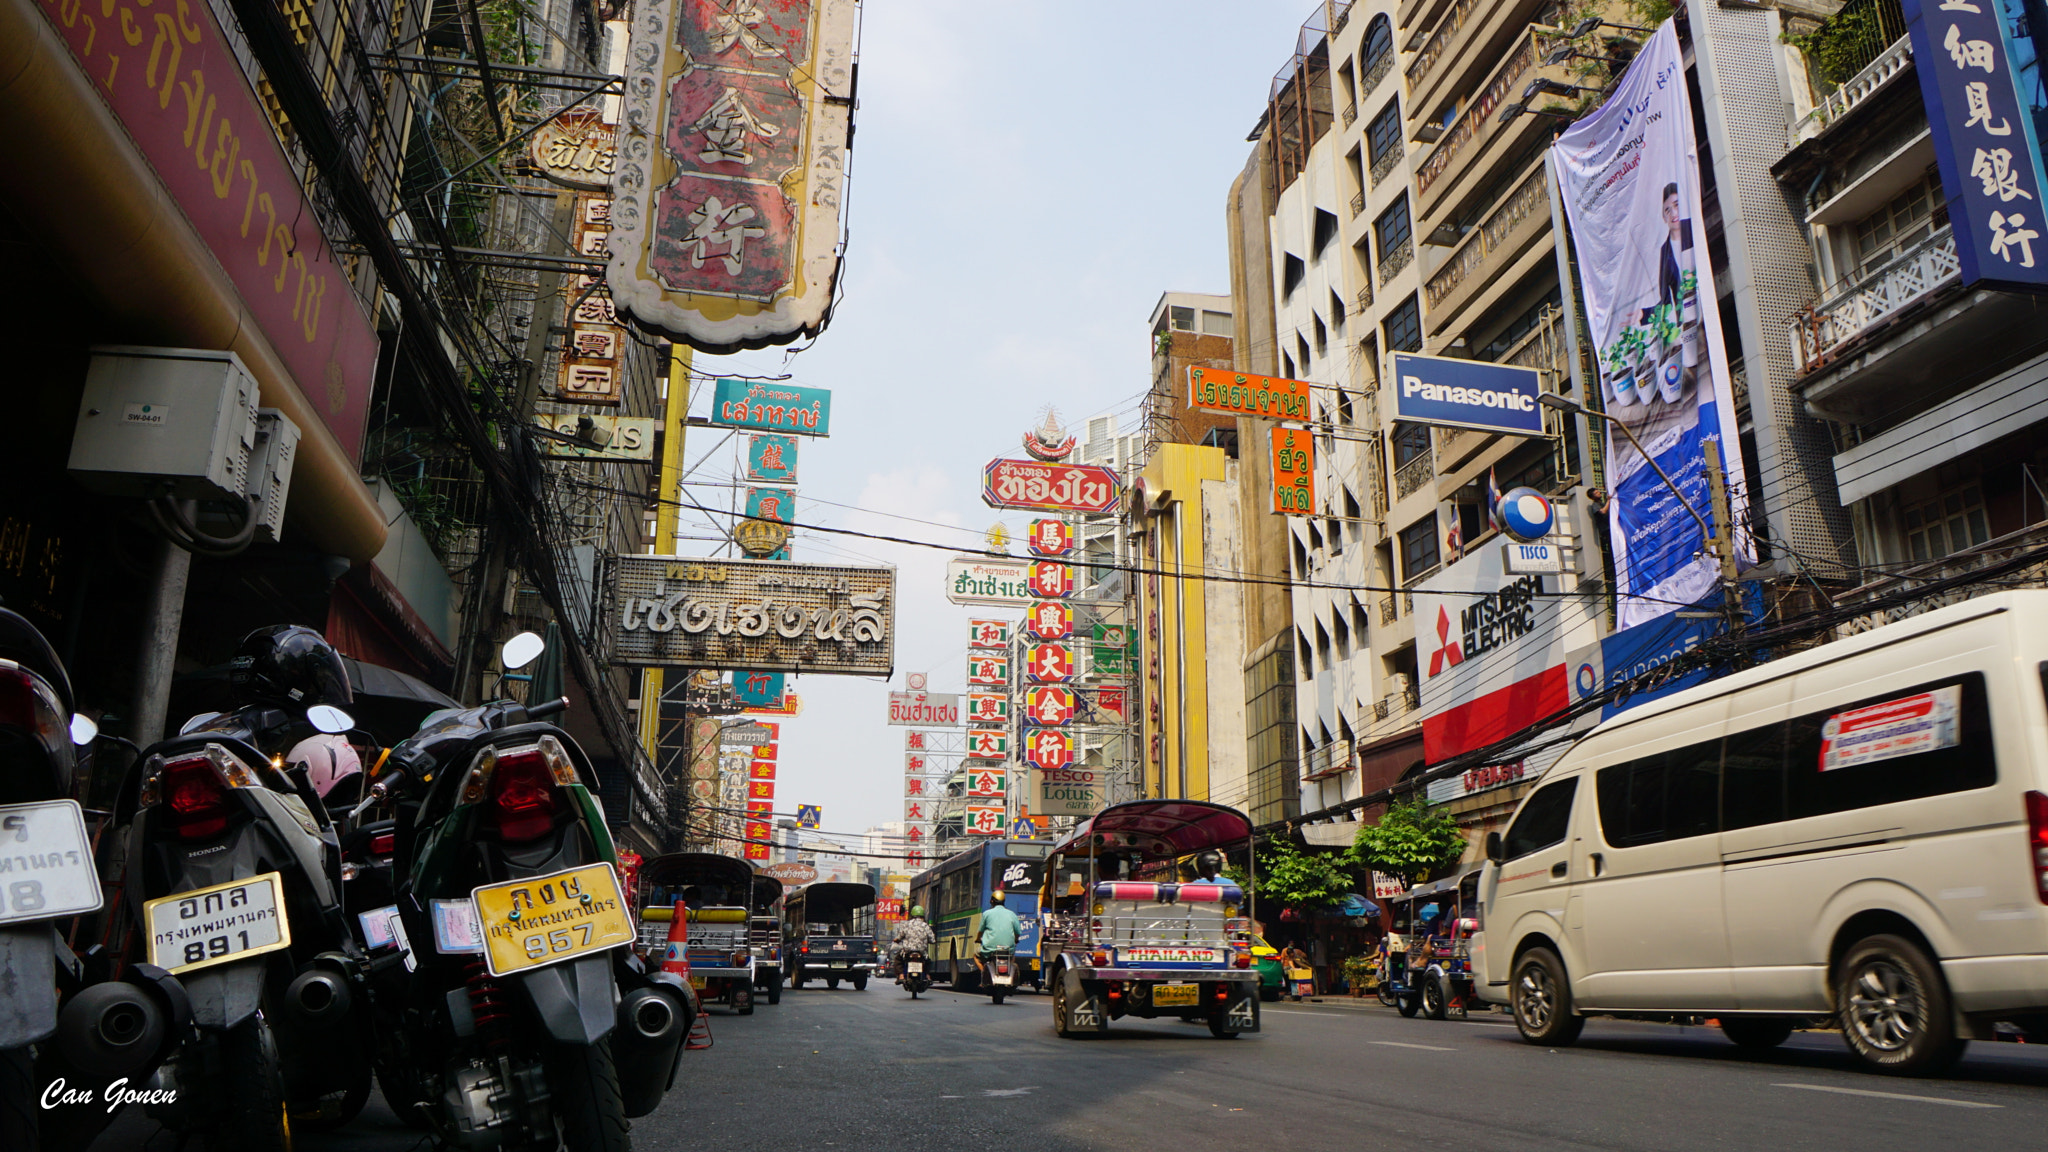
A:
[118,625,376,1149]
[899,949,931,999]
[981,948,1017,1005]
[353,632,687,1150]
[0,609,181,1151]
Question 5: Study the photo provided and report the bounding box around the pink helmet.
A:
[289,734,362,799]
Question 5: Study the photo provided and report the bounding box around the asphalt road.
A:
[87,983,2048,1151]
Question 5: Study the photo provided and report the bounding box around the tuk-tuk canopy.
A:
[786,881,875,925]
[638,852,755,905]
[750,871,784,914]
[1048,799,1253,861]
[1407,864,1487,901]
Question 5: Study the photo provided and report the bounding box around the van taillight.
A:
[2026,791,2048,904]
[164,756,230,839]
[486,749,558,841]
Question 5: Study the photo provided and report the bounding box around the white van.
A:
[1474,591,2048,1074]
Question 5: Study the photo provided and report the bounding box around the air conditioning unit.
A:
[67,347,260,501]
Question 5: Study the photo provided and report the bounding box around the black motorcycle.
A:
[899,949,931,999]
[353,632,688,1150]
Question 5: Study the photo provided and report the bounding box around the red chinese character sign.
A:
[745,820,770,842]
[966,655,1010,687]
[748,780,775,800]
[966,694,1011,724]
[966,767,1006,798]
[965,805,1006,836]
[612,0,855,354]
[1028,561,1074,600]
[1026,644,1073,684]
[1025,602,1072,642]
[745,842,771,861]
[1025,730,1074,771]
[1027,519,1074,557]
[1025,687,1074,726]
[964,730,1009,760]
[967,619,1012,649]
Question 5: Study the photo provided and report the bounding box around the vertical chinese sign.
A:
[613,0,856,353]
[559,195,627,405]
[1903,0,2048,289]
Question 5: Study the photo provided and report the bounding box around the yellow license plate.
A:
[472,863,635,977]
[1151,982,1199,1007]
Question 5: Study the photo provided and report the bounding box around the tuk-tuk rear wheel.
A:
[1422,974,1448,1020]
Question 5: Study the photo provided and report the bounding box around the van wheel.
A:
[1512,947,1584,1047]
[1836,935,1965,1075]
[1722,1017,1794,1050]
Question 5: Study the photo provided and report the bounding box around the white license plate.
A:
[831,961,849,968]
[0,800,101,925]
[905,962,923,973]
[144,872,290,974]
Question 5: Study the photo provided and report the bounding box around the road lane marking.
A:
[1773,1083,2002,1109]
[1369,1041,1457,1051]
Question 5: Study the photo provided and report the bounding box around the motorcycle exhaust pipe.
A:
[283,966,354,1027]
[613,986,687,1119]
[55,982,169,1080]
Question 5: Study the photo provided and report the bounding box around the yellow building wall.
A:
[1138,443,1230,802]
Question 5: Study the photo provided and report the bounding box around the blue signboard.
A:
[744,486,796,525]
[710,378,832,436]
[733,671,787,709]
[1569,585,1764,719]
[746,434,799,483]
[1905,0,2048,291]
[1391,353,1546,436]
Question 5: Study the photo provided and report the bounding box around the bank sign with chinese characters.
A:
[1905,0,2048,290]
[606,556,894,675]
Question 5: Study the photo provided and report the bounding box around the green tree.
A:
[1238,838,1353,909]
[1348,799,1467,885]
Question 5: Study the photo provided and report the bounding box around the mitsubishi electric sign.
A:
[1392,353,1546,436]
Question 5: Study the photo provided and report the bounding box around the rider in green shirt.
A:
[978,890,1022,953]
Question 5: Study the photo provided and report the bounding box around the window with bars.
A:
[1851,167,1947,280]
[1383,293,1422,353]
[1903,483,1990,561]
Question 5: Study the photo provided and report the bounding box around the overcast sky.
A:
[688,1,1319,845]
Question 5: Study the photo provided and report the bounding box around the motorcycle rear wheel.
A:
[991,986,1006,1005]
[1,1046,35,1152]
[216,1015,291,1152]
[545,1040,630,1152]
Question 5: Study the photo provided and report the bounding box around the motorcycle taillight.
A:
[486,748,558,841]
[369,831,396,856]
[0,662,63,745]
[164,755,231,839]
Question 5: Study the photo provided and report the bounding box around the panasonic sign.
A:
[1391,353,1546,437]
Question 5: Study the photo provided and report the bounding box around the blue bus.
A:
[909,839,1051,991]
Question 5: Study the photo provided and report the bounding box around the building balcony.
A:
[1412,25,1561,216]
[1405,0,1547,134]
[1833,521,2048,639]
[1330,0,1353,35]
[1394,445,1434,500]
[1343,100,1359,127]
[1362,42,1396,97]
[1351,189,1366,217]
[1788,34,1912,148]
[1377,236,1415,285]
[1370,141,1403,188]
[1357,282,1374,313]
[1789,227,1958,376]
[1422,160,1550,325]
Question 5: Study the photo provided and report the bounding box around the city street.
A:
[102,984,2042,1152]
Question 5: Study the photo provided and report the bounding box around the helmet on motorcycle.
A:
[228,625,353,710]
[289,734,362,799]
[909,905,925,919]
[1195,850,1225,879]
[990,890,1006,905]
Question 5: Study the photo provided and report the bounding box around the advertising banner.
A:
[720,722,776,746]
[709,378,832,436]
[1391,353,1546,436]
[982,459,1123,514]
[1904,0,2048,290]
[1270,428,1316,515]
[1186,366,1311,418]
[746,434,800,483]
[1032,764,1102,817]
[557,195,625,406]
[887,691,960,726]
[945,558,1035,607]
[608,556,894,674]
[1091,623,1133,676]
[1551,23,1752,631]
[610,0,854,354]
[536,414,656,461]
[1079,686,1127,722]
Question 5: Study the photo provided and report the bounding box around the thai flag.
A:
[1484,467,1503,535]
[1445,513,1463,562]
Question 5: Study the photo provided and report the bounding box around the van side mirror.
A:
[1485,831,1505,865]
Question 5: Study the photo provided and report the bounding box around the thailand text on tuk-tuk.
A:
[638,852,763,1015]
[1377,864,1485,1021]
[1038,799,1263,1039]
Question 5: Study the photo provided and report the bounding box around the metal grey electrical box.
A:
[247,409,300,543]
[67,346,260,500]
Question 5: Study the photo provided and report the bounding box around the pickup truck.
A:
[789,933,877,990]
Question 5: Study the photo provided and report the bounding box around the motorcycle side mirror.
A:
[501,631,546,672]
[308,704,355,734]
[1458,918,1480,933]
[69,714,98,746]
[1485,831,1504,865]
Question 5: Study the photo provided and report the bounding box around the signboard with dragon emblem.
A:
[611,0,855,354]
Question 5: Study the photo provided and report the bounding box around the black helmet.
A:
[1196,851,1224,879]
[228,625,353,710]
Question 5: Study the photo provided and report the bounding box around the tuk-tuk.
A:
[1039,799,1262,1039]
[639,852,760,1015]
[783,882,878,989]
[1377,865,1483,1020]
[750,871,785,1004]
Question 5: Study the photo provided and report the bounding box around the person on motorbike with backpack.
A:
[891,905,935,983]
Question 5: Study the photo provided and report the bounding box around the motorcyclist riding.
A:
[979,890,1021,956]
[891,905,935,983]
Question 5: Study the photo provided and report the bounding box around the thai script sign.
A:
[1819,686,1962,771]
[1391,353,1546,436]
[530,108,617,192]
[1027,518,1074,556]
[607,556,894,675]
[1904,0,2048,290]
[746,434,799,482]
[37,0,379,459]
[610,0,855,353]
[1187,366,1311,418]
[710,378,831,436]
[945,558,1034,607]
[1271,428,1315,515]
[558,195,625,406]
[968,619,1012,648]
[983,459,1122,514]
[888,691,960,726]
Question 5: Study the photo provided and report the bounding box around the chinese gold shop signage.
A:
[608,556,894,675]
[610,0,856,354]
[530,109,617,192]
[558,195,625,406]
[37,0,378,459]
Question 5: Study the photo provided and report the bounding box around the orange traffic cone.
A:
[659,900,714,1051]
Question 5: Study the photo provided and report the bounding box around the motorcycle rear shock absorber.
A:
[462,959,515,1050]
